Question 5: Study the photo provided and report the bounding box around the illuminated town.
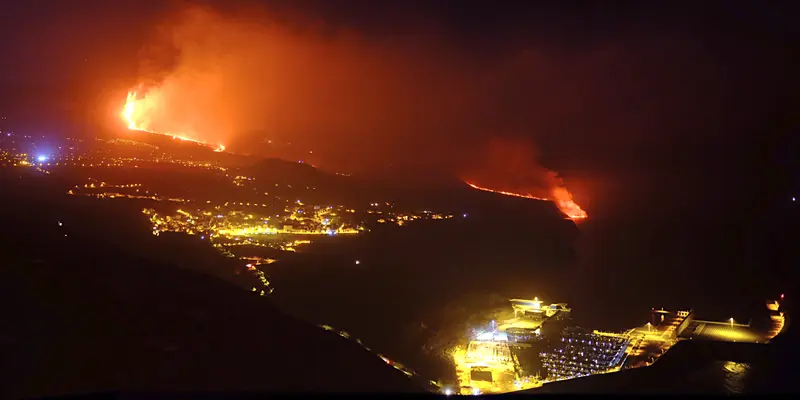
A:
[448,295,788,395]
[2,132,463,297]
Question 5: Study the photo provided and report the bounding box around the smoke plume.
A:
[462,138,587,219]
[128,3,733,181]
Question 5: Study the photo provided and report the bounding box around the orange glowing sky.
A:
[118,6,485,168]
[110,3,747,177]
[116,6,597,218]
[0,0,786,196]
[122,90,225,152]
[85,1,789,227]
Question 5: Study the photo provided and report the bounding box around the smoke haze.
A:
[463,139,553,197]
[130,5,478,172]
[127,2,757,181]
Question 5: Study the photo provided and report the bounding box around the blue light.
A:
[36,155,48,162]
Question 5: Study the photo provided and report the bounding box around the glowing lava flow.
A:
[465,181,588,220]
[121,91,226,152]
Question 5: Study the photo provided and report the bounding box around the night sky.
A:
[0,0,797,213]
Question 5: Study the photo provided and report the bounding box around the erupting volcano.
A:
[121,89,226,152]
[464,181,588,220]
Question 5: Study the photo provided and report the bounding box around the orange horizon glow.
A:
[464,181,588,220]
[121,90,226,153]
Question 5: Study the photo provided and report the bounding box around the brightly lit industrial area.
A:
[449,295,789,395]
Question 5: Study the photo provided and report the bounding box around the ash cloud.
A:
[132,3,745,181]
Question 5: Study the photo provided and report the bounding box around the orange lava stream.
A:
[121,91,226,152]
[464,181,588,220]
[465,181,548,201]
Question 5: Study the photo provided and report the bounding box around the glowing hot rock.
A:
[465,181,588,220]
[121,90,226,152]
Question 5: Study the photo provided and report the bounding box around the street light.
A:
[729,318,734,327]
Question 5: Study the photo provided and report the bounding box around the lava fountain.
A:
[121,89,226,152]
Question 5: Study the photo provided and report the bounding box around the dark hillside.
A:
[0,174,422,397]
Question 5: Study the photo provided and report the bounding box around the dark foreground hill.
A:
[0,176,423,397]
